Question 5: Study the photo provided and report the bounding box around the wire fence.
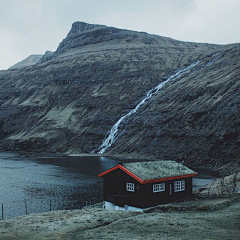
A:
[1,198,103,219]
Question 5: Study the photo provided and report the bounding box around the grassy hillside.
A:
[0,195,239,239]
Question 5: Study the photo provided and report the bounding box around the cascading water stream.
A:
[96,55,220,154]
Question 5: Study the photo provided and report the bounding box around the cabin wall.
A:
[102,170,193,209]
[103,168,121,202]
[103,169,140,206]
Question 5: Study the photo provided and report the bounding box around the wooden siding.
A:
[102,169,193,208]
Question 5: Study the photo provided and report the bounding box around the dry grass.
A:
[0,195,239,240]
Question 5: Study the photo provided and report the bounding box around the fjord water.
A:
[0,152,214,218]
[0,152,118,218]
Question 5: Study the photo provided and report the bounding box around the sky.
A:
[0,0,240,70]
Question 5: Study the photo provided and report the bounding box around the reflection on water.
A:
[99,156,117,173]
[192,177,214,191]
[0,152,119,218]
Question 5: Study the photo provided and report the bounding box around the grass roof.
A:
[123,160,197,181]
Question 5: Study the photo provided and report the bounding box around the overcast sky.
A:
[1,0,239,70]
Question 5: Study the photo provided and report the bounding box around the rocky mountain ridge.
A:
[0,22,239,176]
[8,54,43,69]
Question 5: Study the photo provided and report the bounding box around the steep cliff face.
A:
[0,22,239,175]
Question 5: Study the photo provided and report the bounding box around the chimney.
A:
[118,161,123,165]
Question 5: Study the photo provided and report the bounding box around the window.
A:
[153,183,165,193]
[126,183,134,192]
[174,180,185,192]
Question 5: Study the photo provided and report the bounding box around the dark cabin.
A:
[98,160,198,211]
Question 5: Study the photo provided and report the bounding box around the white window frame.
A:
[153,183,165,193]
[126,183,135,192]
[174,180,185,192]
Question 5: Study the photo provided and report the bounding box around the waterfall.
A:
[97,55,219,154]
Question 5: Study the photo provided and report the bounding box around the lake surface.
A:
[0,152,119,218]
[0,152,214,218]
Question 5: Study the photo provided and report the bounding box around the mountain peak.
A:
[55,21,130,54]
[67,22,107,36]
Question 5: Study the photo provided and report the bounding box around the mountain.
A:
[9,54,43,69]
[37,51,53,64]
[0,22,239,176]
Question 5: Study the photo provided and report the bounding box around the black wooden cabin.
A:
[98,160,198,210]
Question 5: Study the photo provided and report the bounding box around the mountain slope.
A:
[0,22,239,175]
[106,47,240,175]
[9,54,43,69]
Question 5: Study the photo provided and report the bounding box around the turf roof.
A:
[123,160,197,181]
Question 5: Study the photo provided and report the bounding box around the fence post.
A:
[1,204,3,219]
[50,200,52,211]
[92,198,97,208]
[25,201,28,215]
